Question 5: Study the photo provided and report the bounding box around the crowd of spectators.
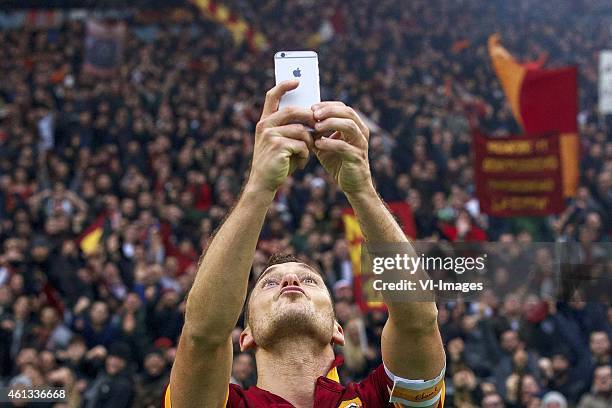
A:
[0,0,610,407]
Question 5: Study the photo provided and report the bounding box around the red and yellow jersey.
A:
[162,358,445,407]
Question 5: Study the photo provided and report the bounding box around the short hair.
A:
[266,253,302,270]
[243,253,328,326]
[590,330,608,340]
[68,335,86,346]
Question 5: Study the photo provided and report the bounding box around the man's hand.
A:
[311,102,372,195]
[248,80,316,193]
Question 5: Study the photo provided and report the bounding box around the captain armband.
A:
[385,364,445,407]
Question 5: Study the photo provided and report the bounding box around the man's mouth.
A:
[279,286,305,296]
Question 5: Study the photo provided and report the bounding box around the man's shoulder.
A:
[329,360,398,403]
[163,364,445,407]
[577,392,610,408]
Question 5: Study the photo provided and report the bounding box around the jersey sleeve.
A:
[162,383,170,408]
[354,364,446,407]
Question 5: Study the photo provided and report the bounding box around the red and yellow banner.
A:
[190,0,267,51]
[488,34,578,197]
[473,132,564,217]
[342,202,415,310]
[77,214,106,255]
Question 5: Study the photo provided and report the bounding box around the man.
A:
[230,352,255,388]
[83,342,134,408]
[589,332,610,366]
[578,365,612,408]
[135,348,170,408]
[164,80,446,407]
[39,305,72,350]
[72,301,121,348]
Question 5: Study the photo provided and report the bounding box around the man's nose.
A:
[280,273,300,288]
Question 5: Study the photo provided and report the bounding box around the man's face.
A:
[90,302,108,326]
[501,331,519,353]
[67,341,86,361]
[552,355,569,374]
[521,375,539,396]
[503,295,520,315]
[105,356,126,376]
[245,262,336,349]
[590,332,610,357]
[144,354,166,377]
[40,307,58,328]
[232,354,254,382]
[593,366,611,393]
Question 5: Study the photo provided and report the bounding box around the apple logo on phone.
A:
[292,68,301,78]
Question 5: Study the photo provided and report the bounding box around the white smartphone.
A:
[274,51,320,109]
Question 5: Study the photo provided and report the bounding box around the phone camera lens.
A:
[280,52,285,57]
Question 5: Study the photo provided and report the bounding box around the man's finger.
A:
[283,139,310,171]
[262,80,300,118]
[311,103,368,138]
[314,137,362,162]
[259,107,316,129]
[311,101,346,109]
[263,124,315,151]
[314,117,368,148]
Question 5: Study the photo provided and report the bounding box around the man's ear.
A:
[332,320,345,346]
[240,327,257,351]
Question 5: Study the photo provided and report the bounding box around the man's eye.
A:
[303,276,316,284]
[262,279,278,288]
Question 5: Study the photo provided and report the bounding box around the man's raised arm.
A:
[168,80,315,407]
[312,102,445,386]
[345,185,446,380]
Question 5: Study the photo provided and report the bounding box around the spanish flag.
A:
[190,0,268,51]
[342,209,383,310]
[488,34,579,197]
[77,215,106,255]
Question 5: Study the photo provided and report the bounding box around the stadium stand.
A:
[0,0,610,407]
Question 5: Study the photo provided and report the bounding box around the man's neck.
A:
[255,337,335,408]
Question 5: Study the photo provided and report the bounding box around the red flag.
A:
[519,67,578,134]
[488,35,579,197]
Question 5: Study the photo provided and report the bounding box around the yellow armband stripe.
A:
[391,379,444,403]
